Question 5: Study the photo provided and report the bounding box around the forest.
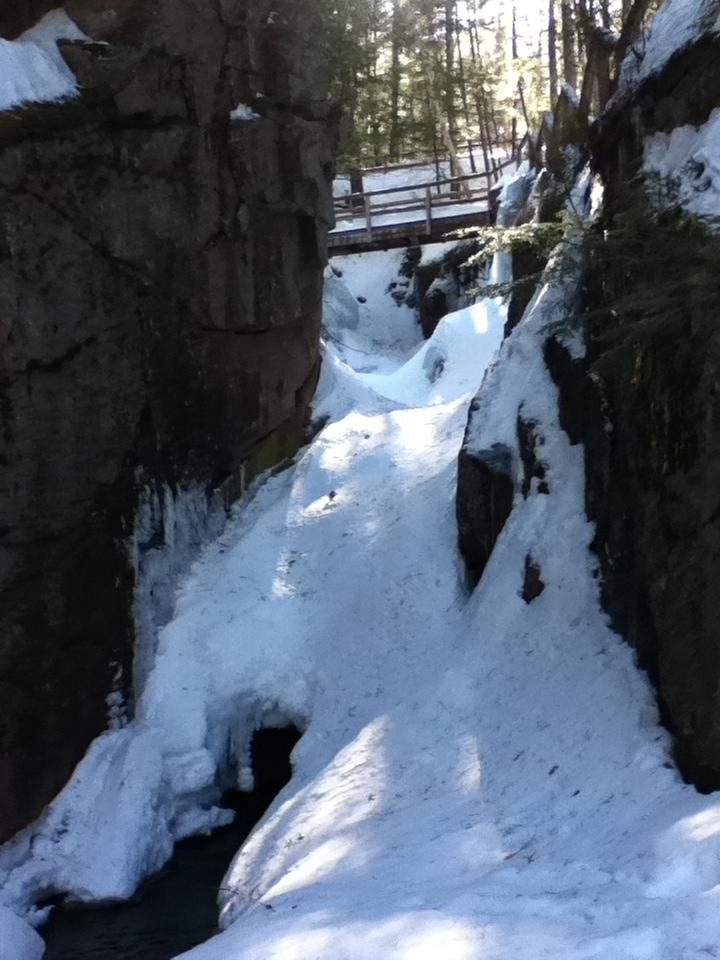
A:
[330,0,662,167]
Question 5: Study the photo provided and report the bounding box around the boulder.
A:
[456,442,514,588]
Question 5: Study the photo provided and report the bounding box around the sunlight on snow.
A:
[469,300,491,334]
[264,835,359,898]
[455,733,483,792]
[679,806,720,842]
[262,911,488,960]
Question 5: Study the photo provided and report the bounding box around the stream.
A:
[42,727,301,960]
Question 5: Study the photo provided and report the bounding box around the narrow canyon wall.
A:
[456,19,720,791]
[0,0,336,842]
[584,30,720,790]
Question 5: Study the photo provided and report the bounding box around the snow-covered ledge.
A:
[0,9,92,113]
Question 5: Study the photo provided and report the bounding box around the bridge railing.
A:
[331,156,518,245]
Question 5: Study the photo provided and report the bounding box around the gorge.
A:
[2,2,720,959]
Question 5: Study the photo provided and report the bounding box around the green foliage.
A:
[467,219,566,262]
[330,0,528,168]
[588,178,720,346]
[450,214,571,300]
[457,173,720,332]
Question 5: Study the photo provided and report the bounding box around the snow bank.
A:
[617,0,720,98]
[643,106,720,221]
[0,10,90,114]
[360,297,504,407]
[324,247,427,374]
[0,906,44,960]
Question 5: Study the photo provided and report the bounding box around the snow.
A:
[323,246,446,373]
[643,106,720,222]
[230,103,261,121]
[2,173,720,959]
[616,0,720,98]
[0,10,90,114]
[359,297,505,406]
[0,906,44,960]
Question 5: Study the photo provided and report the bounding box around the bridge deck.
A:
[328,158,515,256]
[328,208,492,255]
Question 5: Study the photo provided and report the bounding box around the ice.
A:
[323,271,361,334]
[0,10,91,114]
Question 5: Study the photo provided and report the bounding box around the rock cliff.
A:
[583,25,720,790]
[0,0,336,842]
[457,16,720,792]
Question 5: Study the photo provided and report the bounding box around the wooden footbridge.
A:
[329,154,519,256]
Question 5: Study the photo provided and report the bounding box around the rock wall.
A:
[455,26,720,792]
[0,1,58,38]
[584,31,720,791]
[0,0,336,842]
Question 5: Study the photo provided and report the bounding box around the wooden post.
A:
[425,187,433,236]
[350,167,364,214]
[468,139,477,173]
[364,195,373,244]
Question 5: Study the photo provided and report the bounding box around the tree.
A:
[548,0,559,107]
[561,0,578,88]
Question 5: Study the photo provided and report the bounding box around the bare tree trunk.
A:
[444,0,458,140]
[510,2,519,151]
[615,0,652,68]
[561,0,578,88]
[388,0,402,162]
[579,28,612,113]
[600,0,611,28]
[548,0,559,107]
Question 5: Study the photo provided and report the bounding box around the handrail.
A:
[335,190,491,222]
[333,156,517,205]
[330,152,519,249]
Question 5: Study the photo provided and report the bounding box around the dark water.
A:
[42,727,301,960]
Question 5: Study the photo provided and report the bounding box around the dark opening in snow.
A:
[42,725,301,960]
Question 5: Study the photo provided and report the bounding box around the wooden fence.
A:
[331,154,520,249]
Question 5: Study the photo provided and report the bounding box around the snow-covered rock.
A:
[0,10,90,113]
[617,0,720,98]
[643,106,720,222]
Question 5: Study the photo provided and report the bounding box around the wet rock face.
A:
[456,442,514,588]
[414,241,482,339]
[583,313,720,790]
[583,32,720,789]
[0,0,335,842]
[521,555,545,604]
[0,1,58,38]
